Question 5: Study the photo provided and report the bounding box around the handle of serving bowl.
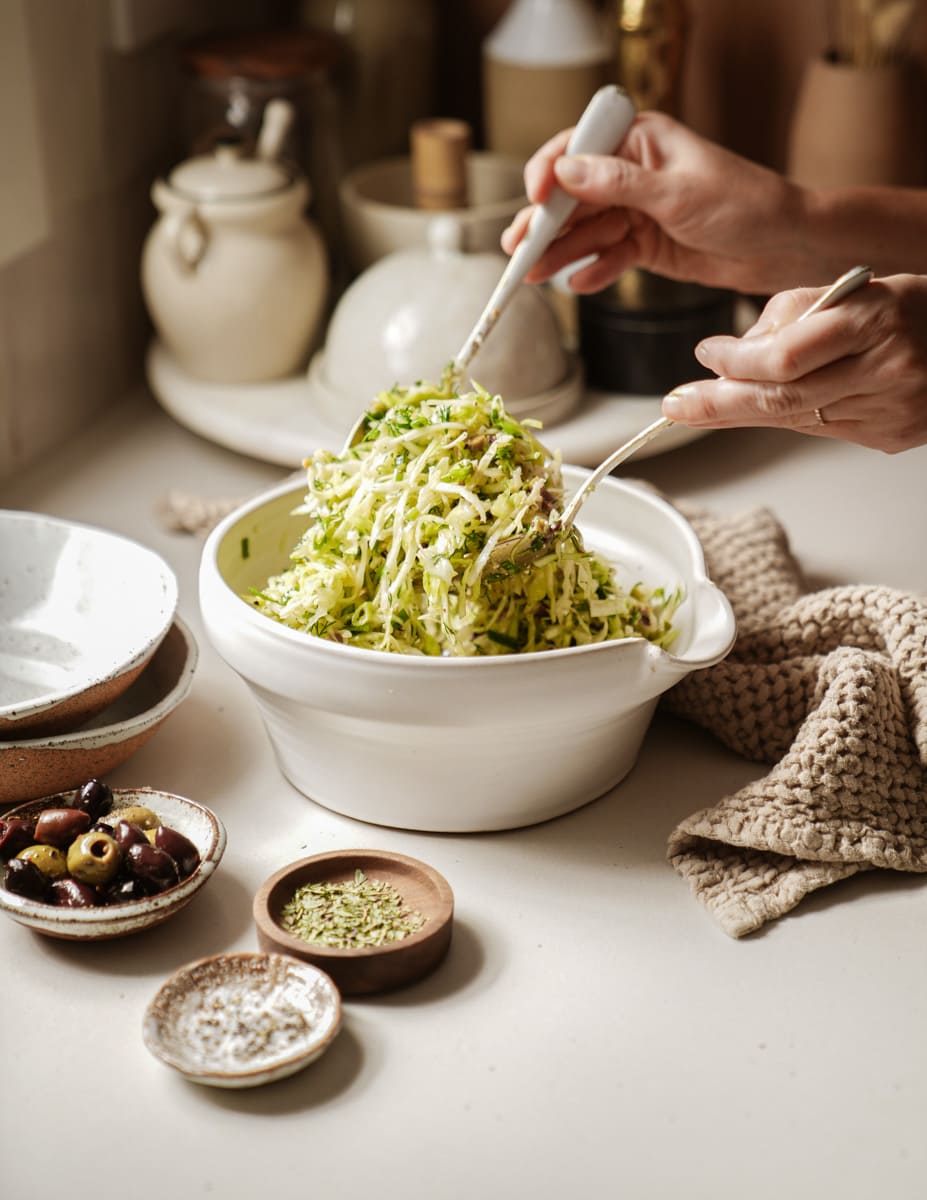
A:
[664,578,737,671]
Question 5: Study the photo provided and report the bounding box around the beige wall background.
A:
[2,0,926,481]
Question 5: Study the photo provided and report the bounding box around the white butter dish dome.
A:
[307,216,582,437]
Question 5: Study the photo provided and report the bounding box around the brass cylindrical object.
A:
[612,0,688,116]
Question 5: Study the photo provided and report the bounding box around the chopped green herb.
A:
[279,869,427,948]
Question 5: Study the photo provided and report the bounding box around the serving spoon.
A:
[488,262,875,568]
[341,84,638,453]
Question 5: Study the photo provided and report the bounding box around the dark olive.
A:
[16,844,68,879]
[112,819,149,854]
[125,843,179,893]
[49,878,99,908]
[73,779,114,821]
[103,877,152,905]
[0,819,37,861]
[67,831,122,886]
[154,825,200,878]
[3,858,50,901]
[34,807,91,849]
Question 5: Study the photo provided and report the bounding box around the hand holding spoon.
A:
[489,263,875,568]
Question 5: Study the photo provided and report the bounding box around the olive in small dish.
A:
[0,784,226,940]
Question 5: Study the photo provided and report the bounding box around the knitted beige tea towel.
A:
[662,505,927,938]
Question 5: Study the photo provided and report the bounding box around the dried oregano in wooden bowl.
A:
[252,849,454,996]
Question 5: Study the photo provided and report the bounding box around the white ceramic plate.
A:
[147,338,709,470]
[0,510,178,734]
[143,952,342,1088]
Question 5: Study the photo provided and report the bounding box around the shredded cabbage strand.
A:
[249,374,680,656]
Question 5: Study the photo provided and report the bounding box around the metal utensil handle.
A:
[558,264,874,530]
[453,86,637,374]
[558,416,673,530]
[796,263,873,320]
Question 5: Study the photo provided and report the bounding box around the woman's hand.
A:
[662,274,927,453]
[501,110,818,297]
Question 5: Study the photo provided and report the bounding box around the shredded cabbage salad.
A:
[249,374,680,657]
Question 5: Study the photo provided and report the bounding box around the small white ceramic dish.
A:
[0,618,198,806]
[0,511,178,737]
[339,151,526,271]
[147,339,709,470]
[198,473,735,832]
[0,785,226,939]
[143,952,342,1088]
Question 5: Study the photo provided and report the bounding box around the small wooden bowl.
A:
[253,850,454,996]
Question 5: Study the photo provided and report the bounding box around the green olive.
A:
[66,831,122,885]
[144,828,158,846]
[16,844,68,879]
[111,805,159,831]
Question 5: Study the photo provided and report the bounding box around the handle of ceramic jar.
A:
[453,85,637,374]
[152,182,209,272]
[170,206,209,272]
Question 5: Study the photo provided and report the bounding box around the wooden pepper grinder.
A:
[410,118,472,210]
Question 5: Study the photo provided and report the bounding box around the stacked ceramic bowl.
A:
[0,510,196,805]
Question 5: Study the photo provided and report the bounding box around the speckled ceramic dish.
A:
[0,510,178,737]
[0,619,197,807]
[253,850,454,996]
[0,785,225,939]
[143,953,342,1088]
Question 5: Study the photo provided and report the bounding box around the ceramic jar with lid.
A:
[142,100,328,385]
[308,215,582,434]
[483,0,613,161]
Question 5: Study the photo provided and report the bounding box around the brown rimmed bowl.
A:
[0,510,177,737]
[0,619,197,807]
[253,849,454,996]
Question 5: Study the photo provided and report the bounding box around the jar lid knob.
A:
[411,119,471,211]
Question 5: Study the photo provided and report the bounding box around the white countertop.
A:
[3,391,927,1200]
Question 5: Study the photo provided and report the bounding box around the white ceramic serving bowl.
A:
[339,151,526,272]
[199,473,735,833]
[0,785,226,940]
[0,510,178,737]
[0,619,198,806]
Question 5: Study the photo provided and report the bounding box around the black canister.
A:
[579,269,736,396]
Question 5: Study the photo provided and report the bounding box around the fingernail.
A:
[554,156,588,186]
[693,342,711,364]
[663,385,697,418]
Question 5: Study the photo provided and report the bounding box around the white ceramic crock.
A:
[199,470,735,833]
[141,102,328,384]
[307,215,582,433]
